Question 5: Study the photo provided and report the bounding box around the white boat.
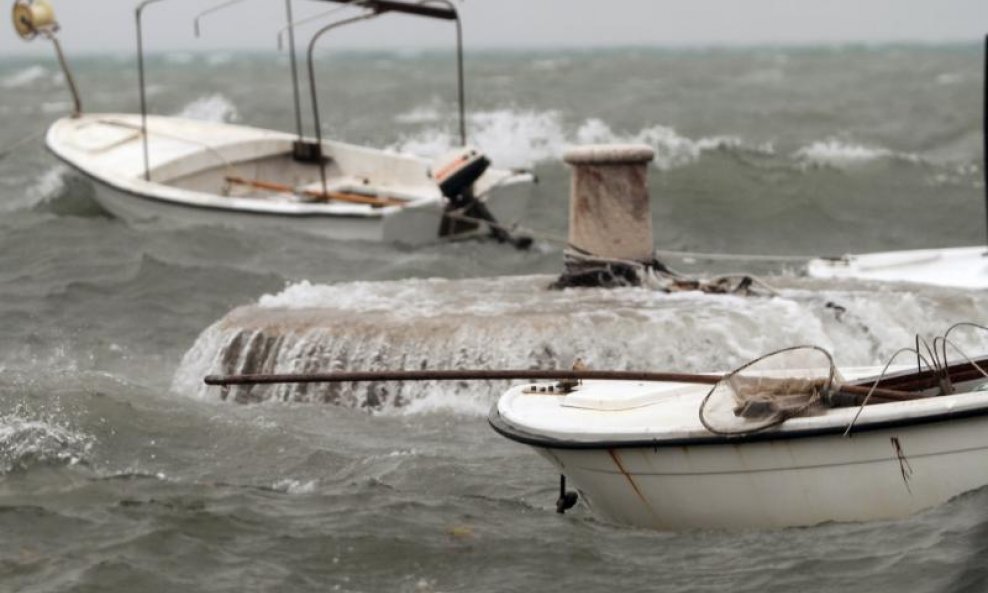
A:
[490,359,988,530]
[806,38,988,289]
[45,113,531,244]
[806,247,988,289]
[16,0,534,245]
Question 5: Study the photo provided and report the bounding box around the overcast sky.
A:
[4,0,987,56]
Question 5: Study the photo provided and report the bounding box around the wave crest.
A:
[174,94,240,123]
[0,410,92,474]
[389,108,744,170]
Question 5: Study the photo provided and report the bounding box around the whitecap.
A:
[394,104,443,125]
[792,138,918,169]
[388,109,750,170]
[174,94,240,123]
[1,65,47,89]
[0,412,93,474]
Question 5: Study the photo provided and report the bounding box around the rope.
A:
[653,248,818,263]
[560,247,783,296]
[442,206,822,267]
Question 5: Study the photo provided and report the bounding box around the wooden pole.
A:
[203,368,919,402]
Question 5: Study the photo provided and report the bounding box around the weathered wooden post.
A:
[554,144,656,288]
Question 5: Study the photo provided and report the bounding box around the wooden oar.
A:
[225,176,408,208]
[203,368,918,402]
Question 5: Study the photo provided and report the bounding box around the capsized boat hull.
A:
[46,114,532,244]
[491,378,988,530]
[806,246,988,289]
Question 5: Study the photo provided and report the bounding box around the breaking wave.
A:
[389,106,964,175]
[174,94,240,123]
[171,275,988,412]
[389,108,748,169]
[1,65,48,89]
[0,410,92,474]
[793,138,920,168]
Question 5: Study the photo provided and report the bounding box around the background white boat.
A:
[46,113,532,244]
[491,368,988,530]
[806,246,988,289]
[22,0,533,245]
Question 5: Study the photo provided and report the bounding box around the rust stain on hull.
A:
[608,448,659,520]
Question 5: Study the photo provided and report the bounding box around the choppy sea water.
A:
[2,45,988,592]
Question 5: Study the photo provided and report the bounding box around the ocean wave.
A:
[793,138,919,169]
[25,165,69,205]
[174,94,240,123]
[388,108,747,170]
[394,103,443,124]
[0,410,92,474]
[173,275,988,410]
[1,65,48,89]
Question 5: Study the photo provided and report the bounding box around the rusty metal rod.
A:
[319,0,456,20]
[203,369,919,401]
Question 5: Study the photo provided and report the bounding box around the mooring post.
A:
[554,144,656,288]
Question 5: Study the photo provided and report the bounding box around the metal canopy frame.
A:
[134,0,466,184]
[306,0,467,194]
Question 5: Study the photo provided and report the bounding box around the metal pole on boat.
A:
[983,34,987,249]
[285,0,305,141]
[135,0,169,183]
[192,0,246,38]
[43,32,82,117]
[306,10,381,194]
[202,368,919,402]
[12,1,83,117]
[419,0,466,145]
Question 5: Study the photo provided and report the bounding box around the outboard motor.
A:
[431,148,529,247]
[432,147,491,206]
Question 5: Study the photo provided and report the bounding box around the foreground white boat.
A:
[490,367,988,530]
[807,246,988,289]
[46,113,531,244]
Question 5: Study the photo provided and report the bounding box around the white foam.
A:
[0,412,93,474]
[1,65,47,89]
[165,52,195,65]
[394,103,443,124]
[271,478,318,494]
[174,275,988,413]
[793,138,918,169]
[174,94,240,123]
[388,109,745,170]
[4,165,73,212]
[207,53,234,66]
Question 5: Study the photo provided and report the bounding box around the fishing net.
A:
[699,346,843,435]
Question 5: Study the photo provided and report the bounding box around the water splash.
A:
[174,94,240,123]
[389,108,748,170]
[172,275,988,413]
[1,65,48,89]
[793,138,919,169]
[0,408,92,474]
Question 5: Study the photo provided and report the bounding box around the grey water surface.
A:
[1,45,988,592]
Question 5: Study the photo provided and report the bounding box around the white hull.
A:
[492,376,988,530]
[86,171,529,244]
[806,246,988,289]
[47,114,532,245]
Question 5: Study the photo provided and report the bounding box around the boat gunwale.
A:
[46,148,399,221]
[488,395,988,450]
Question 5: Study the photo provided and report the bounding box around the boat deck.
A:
[494,372,988,447]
